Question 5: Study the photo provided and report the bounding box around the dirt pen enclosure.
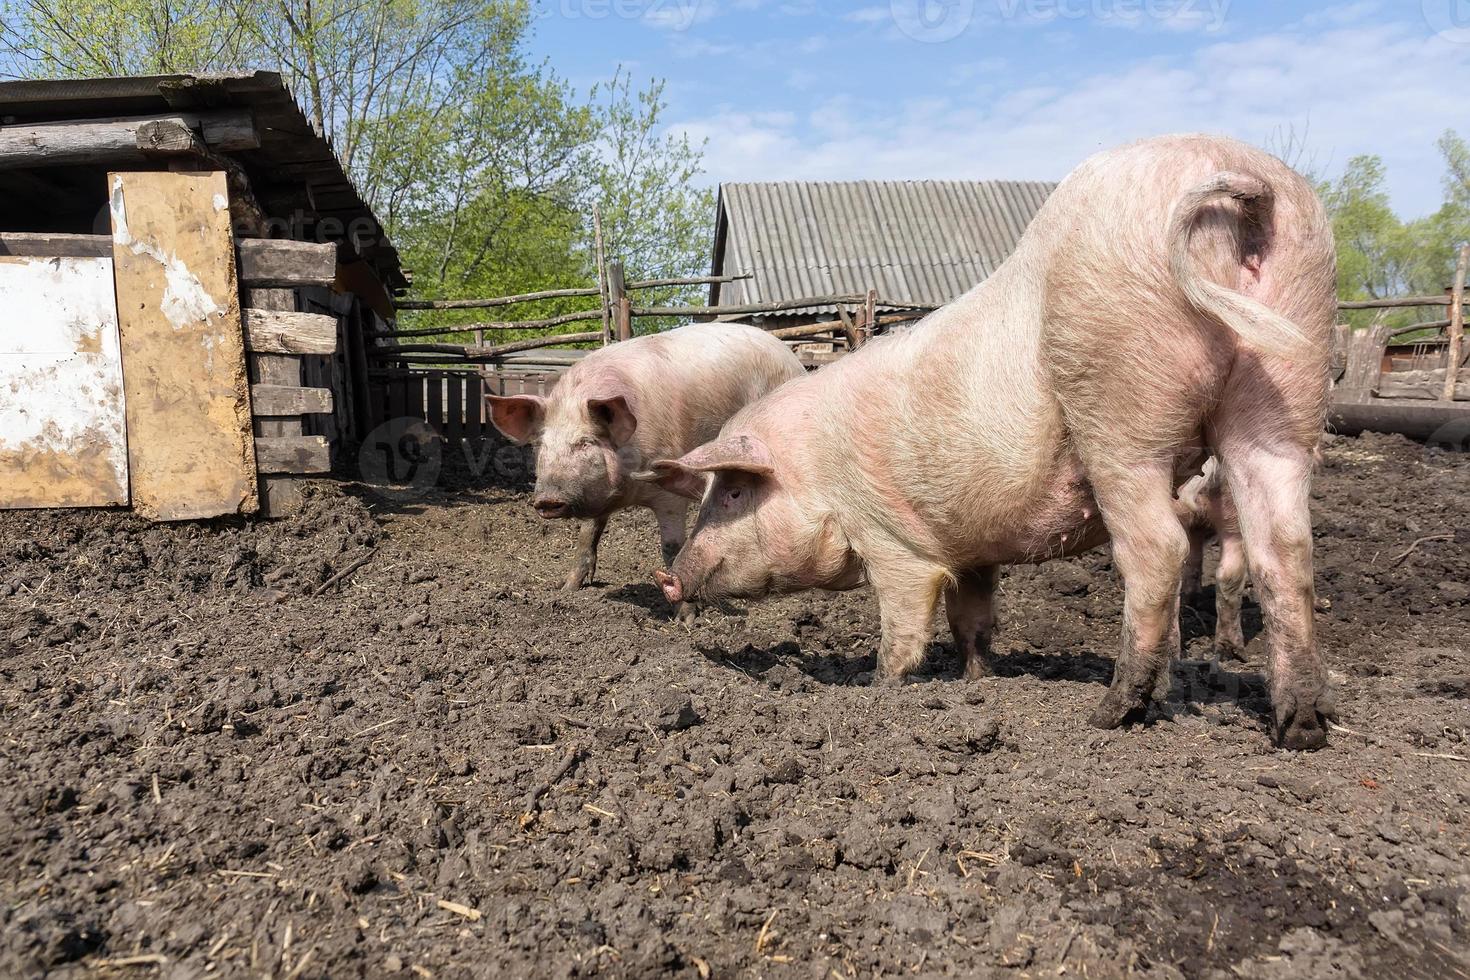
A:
[2,428,1468,977]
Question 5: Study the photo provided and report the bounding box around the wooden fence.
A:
[366,243,1470,446]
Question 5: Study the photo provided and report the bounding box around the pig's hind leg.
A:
[565,515,608,590]
[1086,463,1189,729]
[1212,524,1247,662]
[945,565,999,679]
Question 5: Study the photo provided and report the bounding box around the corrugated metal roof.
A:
[712,179,1055,315]
[0,71,406,291]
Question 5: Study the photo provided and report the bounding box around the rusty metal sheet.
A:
[0,254,130,508]
[109,170,259,520]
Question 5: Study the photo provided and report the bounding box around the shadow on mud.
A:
[694,634,1276,725]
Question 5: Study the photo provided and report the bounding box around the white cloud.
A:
[844,5,893,24]
[668,20,1470,217]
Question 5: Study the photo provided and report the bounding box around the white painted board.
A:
[0,255,130,508]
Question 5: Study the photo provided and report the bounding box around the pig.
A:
[485,322,805,612]
[1176,457,1248,663]
[642,135,1337,749]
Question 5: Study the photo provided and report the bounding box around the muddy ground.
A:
[2,431,1468,979]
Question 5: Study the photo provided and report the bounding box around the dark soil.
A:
[2,431,1468,978]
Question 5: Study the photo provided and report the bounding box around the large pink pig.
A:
[643,135,1337,749]
[487,322,804,613]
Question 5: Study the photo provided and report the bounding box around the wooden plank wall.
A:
[366,368,560,444]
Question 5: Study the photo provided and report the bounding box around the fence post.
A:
[1442,243,1469,401]
[594,208,612,345]
[608,261,633,341]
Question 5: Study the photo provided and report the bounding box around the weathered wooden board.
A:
[243,308,337,354]
[251,384,333,416]
[236,239,336,288]
[0,255,130,508]
[254,436,330,474]
[0,234,339,288]
[1375,369,1470,401]
[109,171,259,520]
[0,110,259,169]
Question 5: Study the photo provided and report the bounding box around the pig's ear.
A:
[633,460,708,501]
[587,395,637,446]
[486,394,546,445]
[634,435,776,500]
[679,434,776,478]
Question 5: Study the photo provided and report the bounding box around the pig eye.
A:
[726,487,742,503]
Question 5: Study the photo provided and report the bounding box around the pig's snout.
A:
[532,494,570,519]
[654,569,684,604]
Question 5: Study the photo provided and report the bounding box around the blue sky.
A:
[527,0,1470,218]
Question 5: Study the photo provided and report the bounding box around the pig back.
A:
[575,321,805,464]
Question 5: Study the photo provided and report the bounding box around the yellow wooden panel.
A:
[109,171,259,519]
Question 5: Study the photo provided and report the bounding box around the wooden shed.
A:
[0,72,406,518]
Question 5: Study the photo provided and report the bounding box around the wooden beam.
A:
[0,233,110,257]
[254,435,330,474]
[0,111,259,169]
[394,286,603,310]
[243,308,337,354]
[237,238,337,288]
[1337,295,1452,310]
[368,331,603,361]
[251,384,334,416]
[1,233,339,288]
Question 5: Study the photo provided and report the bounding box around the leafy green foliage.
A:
[1319,132,1470,335]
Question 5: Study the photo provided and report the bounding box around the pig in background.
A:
[486,322,805,619]
[644,134,1338,750]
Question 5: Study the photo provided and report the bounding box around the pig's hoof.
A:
[1087,688,1149,730]
[562,570,590,590]
[1213,641,1246,663]
[1274,700,1329,751]
[962,657,993,680]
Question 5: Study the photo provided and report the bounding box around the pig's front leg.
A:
[945,565,999,679]
[653,500,696,625]
[564,515,609,590]
[870,557,949,682]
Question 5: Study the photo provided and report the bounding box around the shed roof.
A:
[711,179,1055,315]
[0,71,406,291]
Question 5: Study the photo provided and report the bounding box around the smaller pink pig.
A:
[486,322,805,611]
